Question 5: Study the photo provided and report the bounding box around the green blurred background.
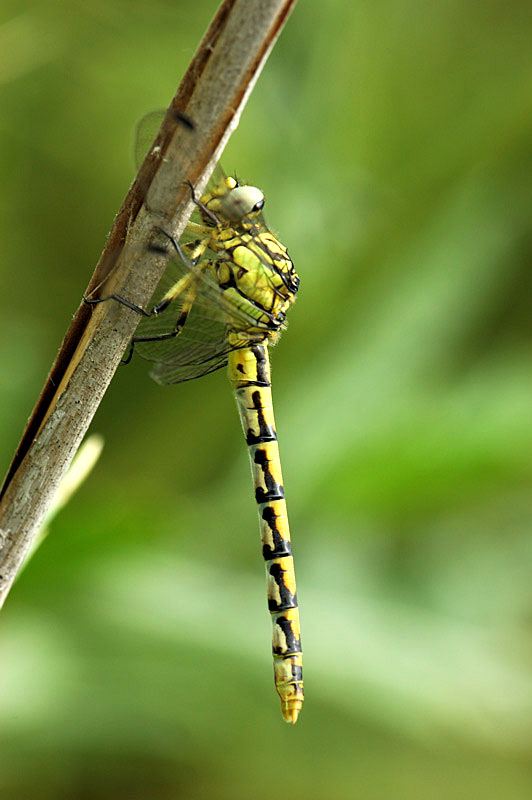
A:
[3,0,532,797]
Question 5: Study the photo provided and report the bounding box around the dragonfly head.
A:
[203,175,265,224]
[220,184,265,221]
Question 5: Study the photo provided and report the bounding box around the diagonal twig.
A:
[0,0,297,608]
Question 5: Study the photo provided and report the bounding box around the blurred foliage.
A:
[2,0,532,797]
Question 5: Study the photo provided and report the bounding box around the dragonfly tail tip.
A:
[281,704,302,724]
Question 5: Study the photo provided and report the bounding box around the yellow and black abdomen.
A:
[228,344,304,723]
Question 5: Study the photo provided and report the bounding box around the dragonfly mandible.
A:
[86,111,304,723]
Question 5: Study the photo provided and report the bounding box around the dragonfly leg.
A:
[186,220,214,237]
[184,179,220,225]
[84,290,169,367]
[84,288,185,319]
[123,279,199,363]
[84,236,202,317]
[154,229,208,269]
[84,293,166,317]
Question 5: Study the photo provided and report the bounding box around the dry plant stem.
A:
[0,0,297,608]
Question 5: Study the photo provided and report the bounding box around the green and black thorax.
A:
[188,173,300,342]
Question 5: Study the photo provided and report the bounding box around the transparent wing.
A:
[135,110,282,264]
[135,110,231,229]
[132,243,268,385]
[134,110,166,169]
[130,111,296,385]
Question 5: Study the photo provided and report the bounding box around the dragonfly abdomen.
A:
[228,344,304,724]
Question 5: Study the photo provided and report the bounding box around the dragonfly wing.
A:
[134,110,166,169]
[130,112,296,384]
[132,245,264,385]
[134,109,194,169]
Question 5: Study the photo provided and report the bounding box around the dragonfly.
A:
[86,111,303,723]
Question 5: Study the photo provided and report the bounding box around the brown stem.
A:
[0,0,297,608]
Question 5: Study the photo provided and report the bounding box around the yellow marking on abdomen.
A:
[228,344,304,724]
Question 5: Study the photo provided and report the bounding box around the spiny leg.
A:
[84,231,209,363]
[185,179,220,225]
[120,236,211,362]
[84,291,168,318]
[186,221,216,237]
[120,275,200,364]
[84,236,200,311]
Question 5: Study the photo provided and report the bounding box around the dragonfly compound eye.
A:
[222,185,265,220]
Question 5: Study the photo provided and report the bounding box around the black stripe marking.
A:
[218,273,237,290]
[256,486,284,503]
[219,264,277,324]
[261,506,292,559]
[268,563,297,611]
[245,392,276,445]
[251,239,299,295]
[254,448,284,503]
[238,380,270,388]
[232,288,274,319]
[273,617,302,654]
[288,664,303,682]
[251,345,269,384]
